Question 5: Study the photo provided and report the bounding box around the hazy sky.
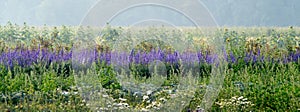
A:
[0,0,299,26]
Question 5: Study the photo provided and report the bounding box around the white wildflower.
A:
[143,95,149,100]
[141,108,149,112]
[152,101,157,105]
[146,90,152,95]
[241,101,250,105]
[122,103,129,107]
[159,98,166,102]
[238,96,244,100]
[168,90,172,94]
[107,105,112,108]
[232,96,237,100]
[146,105,152,109]
[116,103,123,107]
[62,91,69,95]
[119,98,127,102]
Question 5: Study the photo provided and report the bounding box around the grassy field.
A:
[0,22,299,111]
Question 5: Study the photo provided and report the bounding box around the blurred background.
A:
[0,0,299,26]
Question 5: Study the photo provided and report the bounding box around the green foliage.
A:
[98,65,121,90]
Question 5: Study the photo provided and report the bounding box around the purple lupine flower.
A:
[283,56,288,64]
[253,55,257,63]
[260,55,265,63]
[290,52,300,62]
[205,51,215,64]
[244,52,251,64]
[158,49,164,61]
[134,50,140,64]
[230,52,236,63]
[141,52,147,65]
[129,49,134,61]
[197,51,203,64]
[294,53,300,62]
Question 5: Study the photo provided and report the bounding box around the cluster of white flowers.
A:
[78,85,179,111]
[56,88,79,96]
[144,100,162,110]
[140,108,150,112]
[112,102,129,109]
[95,97,130,111]
[216,96,254,109]
[139,95,169,111]
[113,98,130,109]
[143,95,149,101]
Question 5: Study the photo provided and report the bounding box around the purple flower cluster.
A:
[0,47,72,69]
[241,50,300,64]
[0,47,299,69]
[111,49,218,66]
